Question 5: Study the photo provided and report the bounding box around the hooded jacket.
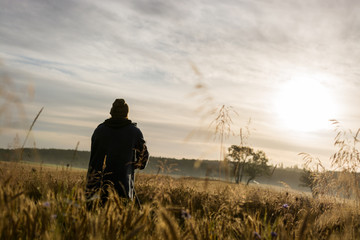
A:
[85,117,149,202]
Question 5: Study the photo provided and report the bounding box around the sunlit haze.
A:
[1,0,359,168]
[274,72,338,132]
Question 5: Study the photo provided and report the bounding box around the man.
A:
[85,99,149,207]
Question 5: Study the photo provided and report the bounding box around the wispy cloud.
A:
[1,0,359,165]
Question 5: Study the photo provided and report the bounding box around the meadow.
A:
[1,160,360,240]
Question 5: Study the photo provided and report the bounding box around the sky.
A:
[0,0,359,168]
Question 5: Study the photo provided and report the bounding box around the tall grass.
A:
[302,121,360,204]
[188,65,240,180]
[2,161,360,239]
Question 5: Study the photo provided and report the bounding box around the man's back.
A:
[91,119,143,170]
[85,99,149,205]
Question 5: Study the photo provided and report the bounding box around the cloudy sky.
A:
[1,0,359,167]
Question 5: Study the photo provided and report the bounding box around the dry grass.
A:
[1,161,360,239]
[302,121,360,206]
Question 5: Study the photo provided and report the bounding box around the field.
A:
[1,161,360,240]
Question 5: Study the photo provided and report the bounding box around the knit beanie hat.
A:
[110,99,129,118]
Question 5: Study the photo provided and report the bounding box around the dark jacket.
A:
[85,118,149,202]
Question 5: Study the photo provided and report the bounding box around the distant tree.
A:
[227,145,271,185]
[243,150,271,185]
[227,145,253,184]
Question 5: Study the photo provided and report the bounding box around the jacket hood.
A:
[103,118,133,128]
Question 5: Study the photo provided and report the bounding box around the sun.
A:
[274,73,337,132]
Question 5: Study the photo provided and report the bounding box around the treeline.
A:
[0,148,307,191]
[0,148,90,169]
[0,148,222,178]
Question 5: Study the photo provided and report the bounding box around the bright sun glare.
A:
[274,73,337,132]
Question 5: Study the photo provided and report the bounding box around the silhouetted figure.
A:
[85,99,149,208]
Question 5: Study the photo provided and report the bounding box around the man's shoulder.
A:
[92,123,106,134]
[129,122,142,132]
[96,122,106,129]
[94,120,141,132]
